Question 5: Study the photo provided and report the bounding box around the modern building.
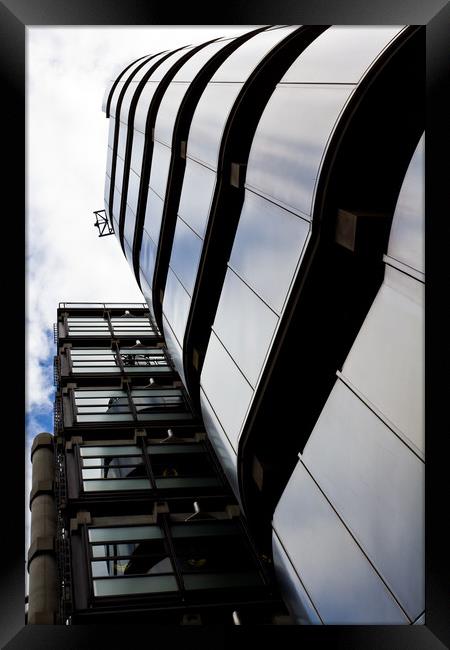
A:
[28,25,424,625]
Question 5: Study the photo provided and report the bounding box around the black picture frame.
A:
[3,0,449,647]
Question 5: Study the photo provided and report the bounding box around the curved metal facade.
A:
[102,26,424,624]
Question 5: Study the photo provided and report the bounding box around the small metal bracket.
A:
[230,162,246,189]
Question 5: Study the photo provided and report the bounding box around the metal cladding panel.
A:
[143,188,165,251]
[171,38,230,83]
[154,82,191,147]
[123,203,137,251]
[139,230,158,291]
[209,26,298,82]
[109,56,154,118]
[150,46,192,82]
[387,135,424,275]
[200,387,241,503]
[281,26,404,83]
[107,118,116,149]
[341,267,424,456]
[130,128,146,176]
[127,167,141,215]
[229,191,311,315]
[186,82,243,169]
[272,462,410,624]
[177,159,216,238]
[162,314,186,387]
[133,48,192,134]
[102,79,114,113]
[200,331,253,452]
[301,380,424,620]
[134,83,159,134]
[212,268,279,388]
[149,140,172,200]
[245,84,354,218]
[169,218,203,296]
[116,122,128,159]
[162,267,191,349]
[272,532,322,625]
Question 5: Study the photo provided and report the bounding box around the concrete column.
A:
[28,433,58,625]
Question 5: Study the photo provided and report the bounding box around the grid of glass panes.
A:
[73,388,189,423]
[67,317,110,337]
[70,347,170,374]
[110,317,155,337]
[88,519,264,598]
[66,315,157,338]
[79,442,221,492]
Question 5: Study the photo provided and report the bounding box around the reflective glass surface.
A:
[187,83,242,169]
[107,118,116,149]
[200,332,253,451]
[154,82,190,147]
[341,266,424,456]
[123,203,137,249]
[245,84,354,217]
[200,388,240,502]
[387,135,424,275]
[229,190,311,314]
[210,26,297,82]
[272,532,322,624]
[81,445,142,457]
[162,267,191,347]
[169,218,203,295]
[161,315,185,385]
[130,128,146,176]
[273,462,409,623]
[171,39,229,83]
[149,46,191,82]
[132,51,168,82]
[127,168,141,215]
[144,187,165,246]
[212,268,279,388]
[117,122,128,159]
[140,230,158,289]
[84,479,151,492]
[134,83,159,134]
[89,525,163,543]
[149,140,171,199]
[93,575,178,597]
[177,159,216,238]
[302,379,424,620]
[281,26,404,84]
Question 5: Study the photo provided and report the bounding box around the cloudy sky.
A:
[25,25,254,574]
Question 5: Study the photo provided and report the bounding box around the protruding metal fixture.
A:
[232,611,242,626]
[93,209,114,237]
[159,428,183,444]
[184,501,215,522]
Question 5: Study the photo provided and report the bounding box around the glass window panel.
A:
[77,414,134,423]
[147,444,202,454]
[245,84,354,217]
[92,557,173,578]
[130,128,146,176]
[187,83,242,169]
[142,190,165,253]
[162,267,191,347]
[169,218,203,295]
[155,477,220,489]
[92,542,142,558]
[134,82,159,134]
[123,202,137,250]
[83,478,151,491]
[200,331,254,451]
[93,575,178,597]
[154,82,190,147]
[120,348,163,355]
[127,168,141,216]
[149,140,171,199]
[212,267,279,388]
[75,390,127,398]
[210,26,298,83]
[170,522,239,538]
[89,526,163,543]
[183,572,262,590]
[229,191,310,315]
[281,26,404,84]
[177,159,215,239]
[81,445,142,458]
[170,38,230,84]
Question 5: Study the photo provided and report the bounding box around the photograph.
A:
[0,5,444,647]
